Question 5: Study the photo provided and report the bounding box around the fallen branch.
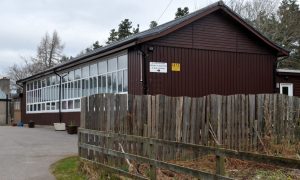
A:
[118,143,137,174]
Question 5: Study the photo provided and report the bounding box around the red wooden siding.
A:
[151,10,274,55]
[276,74,300,97]
[128,49,144,95]
[138,45,275,97]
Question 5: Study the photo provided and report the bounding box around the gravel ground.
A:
[0,126,77,180]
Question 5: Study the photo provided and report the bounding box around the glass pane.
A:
[90,77,93,95]
[90,63,98,76]
[68,100,74,109]
[108,58,117,72]
[68,83,71,99]
[46,103,51,110]
[56,102,59,110]
[38,104,41,111]
[74,81,78,98]
[38,80,41,88]
[34,81,38,89]
[62,74,68,82]
[42,79,46,87]
[51,76,56,85]
[107,73,112,93]
[118,71,123,92]
[98,60,107,74]
[98,76,102,93]
[283,87,289,95]
[46,77,50,86]
[124,69,128,92]
[82,66,89,78]
[102,76,106,93]
[42,103,45,111]
[78,80,81,97]
[82,80,85,96]
[118,54,127,69]
[62,101,67,110]
[75,69,81,79]
[85,79,89,96]
[93,77,97,94]
[74,99,80,109]
[55,76,60,84]
[68,70,74,81]
[112,72,117,93]
[51,102,55,110]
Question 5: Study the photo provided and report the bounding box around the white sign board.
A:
[149,62,167,73]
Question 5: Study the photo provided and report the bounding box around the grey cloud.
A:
[0,0,211,76]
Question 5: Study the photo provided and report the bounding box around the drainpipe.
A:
[6,94,8,125]
[137,46,148,95]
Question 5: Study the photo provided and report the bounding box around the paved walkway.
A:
[0,126,77,180]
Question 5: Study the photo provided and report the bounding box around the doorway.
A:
[280,83,293,96]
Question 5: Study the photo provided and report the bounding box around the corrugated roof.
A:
[17,0,289,84]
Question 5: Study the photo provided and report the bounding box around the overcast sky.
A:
[0,0,218,76]
[0,0,299,76]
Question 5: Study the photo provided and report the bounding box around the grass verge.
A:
[51,156,87,180]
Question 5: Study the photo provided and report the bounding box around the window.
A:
[68,71,74,81]
[26,51,128,113]
[98,60,107,74]
[74,99,80,109]
[280,83,293,96]
[90,63,98,76]
[82,66,89,78]
[75,69,81,79]
[108,58,117,72]
[118,55,127,69]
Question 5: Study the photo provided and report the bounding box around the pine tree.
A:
[92,41,102,50]
[118,19,133,39]
[133,24,140,34]
[276,0,300,68]
[106,29,119,44]
[175,7,189,19]
[149,21,158,29]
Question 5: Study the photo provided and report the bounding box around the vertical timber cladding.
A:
[128,49,144,95]
[144,46,274,97]
[139,10,276,97]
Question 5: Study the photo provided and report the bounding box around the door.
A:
[280,83,293,96]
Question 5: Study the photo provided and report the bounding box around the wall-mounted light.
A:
[284,76,289,80]
[148,46,154,52]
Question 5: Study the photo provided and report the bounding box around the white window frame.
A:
[26,50,128,114]
[280,83,293,96]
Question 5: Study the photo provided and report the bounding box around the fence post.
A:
[216,145,225,177]
[149,141,157,180]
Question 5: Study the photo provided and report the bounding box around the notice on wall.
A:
[149,62,167,73]
[171,63,180,72]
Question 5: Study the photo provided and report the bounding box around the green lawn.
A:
[51,156,87,180]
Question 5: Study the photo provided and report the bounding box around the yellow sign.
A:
[172,63,180,72]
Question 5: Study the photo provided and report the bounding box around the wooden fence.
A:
[81,93,300,151]
[78,128,300,180]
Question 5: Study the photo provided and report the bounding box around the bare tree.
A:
[32,31,64,71]
[225,0,280,22]
[7,30,66,92]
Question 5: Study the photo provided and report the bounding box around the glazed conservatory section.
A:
[26,52,128,113]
